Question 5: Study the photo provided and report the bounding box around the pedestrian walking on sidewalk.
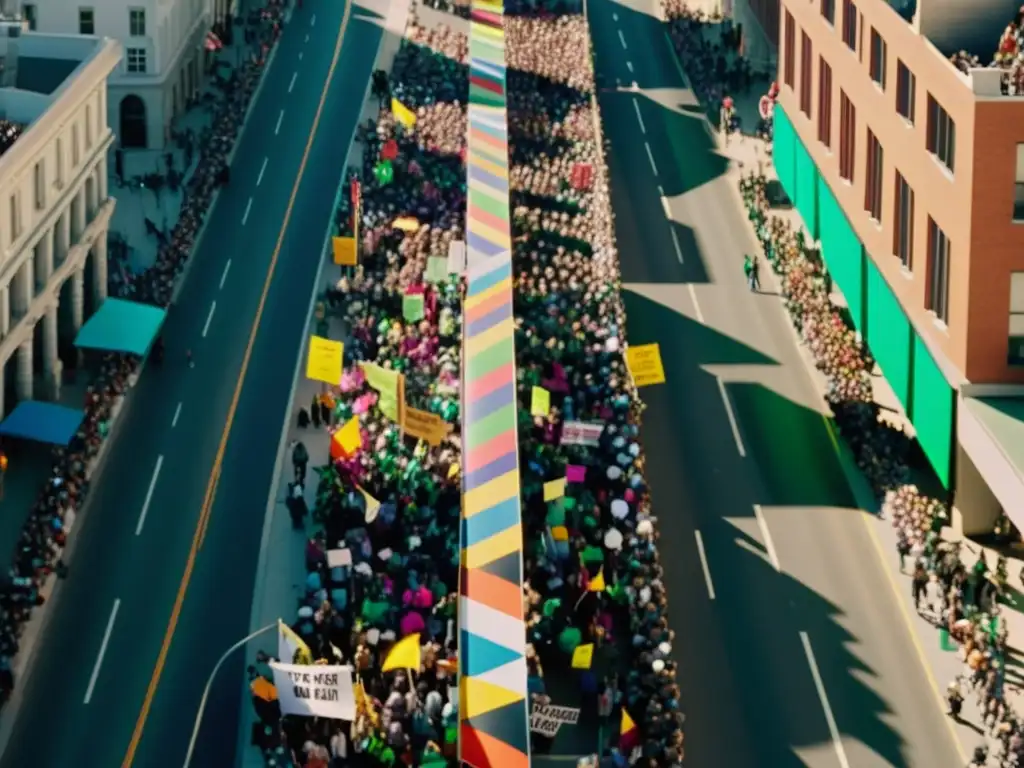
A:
[912,562,928,612]
[743,253,760,292]
[291,440,309,484]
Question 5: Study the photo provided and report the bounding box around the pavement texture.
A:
[0,1,383,766]
[590,0,970,765]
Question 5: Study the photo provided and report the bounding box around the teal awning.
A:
[0,401,85,445]
[73,298,166,356]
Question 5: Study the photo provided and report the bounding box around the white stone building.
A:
[0,28,121,412]
[22,0,212,150]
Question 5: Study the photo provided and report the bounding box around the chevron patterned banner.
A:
[458,1,530,767]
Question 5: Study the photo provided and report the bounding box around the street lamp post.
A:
[182,621,277,768]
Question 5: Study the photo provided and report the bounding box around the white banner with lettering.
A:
[270,662,357,720]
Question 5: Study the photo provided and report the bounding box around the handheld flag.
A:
[382,633,422,672]
[278,620,313,665]
[619,708,640,751]
[588,567,606,592]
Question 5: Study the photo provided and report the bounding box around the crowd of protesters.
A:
[0,120,24,158]
[250,2,686,766]
[663,1,1024,763]
[0,1,286,708]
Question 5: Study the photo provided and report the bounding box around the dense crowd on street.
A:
[0,1,286,707]
[0,119,24,159]
[250,3,686,767]
[664,1,1023,763]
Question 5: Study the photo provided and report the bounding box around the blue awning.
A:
[0,401,86,445]
[73,298,166,356]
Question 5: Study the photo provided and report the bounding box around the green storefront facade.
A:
[773,105,957,489]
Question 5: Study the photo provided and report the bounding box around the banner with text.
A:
[270,662,357,720]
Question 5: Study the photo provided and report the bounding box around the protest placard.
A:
[529,703,580,737]
[625,343,666,387]
[332,236,357,266]
[270,662,357,720]
[403,407,450,446]
[560,421,603,447]
[306,336,344,386]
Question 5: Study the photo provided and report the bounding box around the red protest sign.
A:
[350,179,361,208]
[570,163,593,191]
[381,139,399,161]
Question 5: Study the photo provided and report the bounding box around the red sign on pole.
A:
[350,179,361,208]
[381,139,399,161]
[570,163,593,191]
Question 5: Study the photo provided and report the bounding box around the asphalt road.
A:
[0,3,382,767]
[589,1,967,766]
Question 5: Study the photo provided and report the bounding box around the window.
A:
[800,32,813,117]
[839,91,855,182]
[127,48,147,74]
[33,162,44,210]
[129,8,146,37]
[864,130,883,221]
[1014,144,1024,221]
[927,95,955,174]
[896,60,915,123]
[72,123,80,167]
[85,105,93,147]
[894,172,914,269]
[22,4,37,30]
[1010,273,1024,365]
[927,218,951,324]
[818,58,833,148]
[821,0,835,25]
[842,0,857,50]
[9,194,19,242]
[869,29,886,88]
[79,7,95,35]
[784,12,796,89]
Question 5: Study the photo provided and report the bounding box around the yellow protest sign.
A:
[306,336,344,386]
[391,216,420,232]
[392,98,417,128]
[403,407,451,446]
[360,362,402,423]
[531,386,551,417]
[332,236,357,266]
[448,462,460,480]
[335,416,362,456]
[571,643,594,670]
[543,477,566,502]
[625,343,666,387]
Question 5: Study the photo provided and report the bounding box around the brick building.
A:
[771,0,1024,531]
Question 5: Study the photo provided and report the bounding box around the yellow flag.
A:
[391,216,420,232]
[531,386,551,417]
[335,416,362,456]
[382,633,422,672]
[621,708,638,736]
[543,477,566,502]
[392,98,417,128]
[571,643,594,670]
[588,567,606,592]
[278,620,313,665]
[360,362,402,422]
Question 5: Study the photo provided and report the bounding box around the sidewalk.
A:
[664,17,1024,757]
[235,0,414,763]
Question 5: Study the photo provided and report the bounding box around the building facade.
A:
[0,30,121,414]
[773,0,1024,531]
[23,0,210,150]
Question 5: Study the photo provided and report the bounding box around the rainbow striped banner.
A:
[458,1,530,767]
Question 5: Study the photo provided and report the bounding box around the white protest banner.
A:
[560,421,604,447]
[447,239,467,275]
[530,703,580,737]
[270,662,357,720]
[327,548,352,568]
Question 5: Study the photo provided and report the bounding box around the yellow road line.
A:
[119,4,353,764]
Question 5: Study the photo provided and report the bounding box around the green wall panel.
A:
[866,260,911,409]
[773,105,796,201]
[794,137,819,239]
[817,178,864,330]
[911,335,954,488]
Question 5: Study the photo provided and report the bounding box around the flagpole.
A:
[182,622,277,768]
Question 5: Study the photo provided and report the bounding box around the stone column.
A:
[97,158,108,203]
[12,262,31,318]
[35,228,53,290]
[69,270,84,333]
[91,233,108,307]
[16,340,32,402]
[0,284,9,338]
[43,306,61,401]
[72,188,86,242]
[57,210,71,264]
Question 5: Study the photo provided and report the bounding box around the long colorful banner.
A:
[458,1,530,767]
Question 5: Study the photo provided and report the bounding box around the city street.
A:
[0,2,381,767]
[589,0,968,765]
